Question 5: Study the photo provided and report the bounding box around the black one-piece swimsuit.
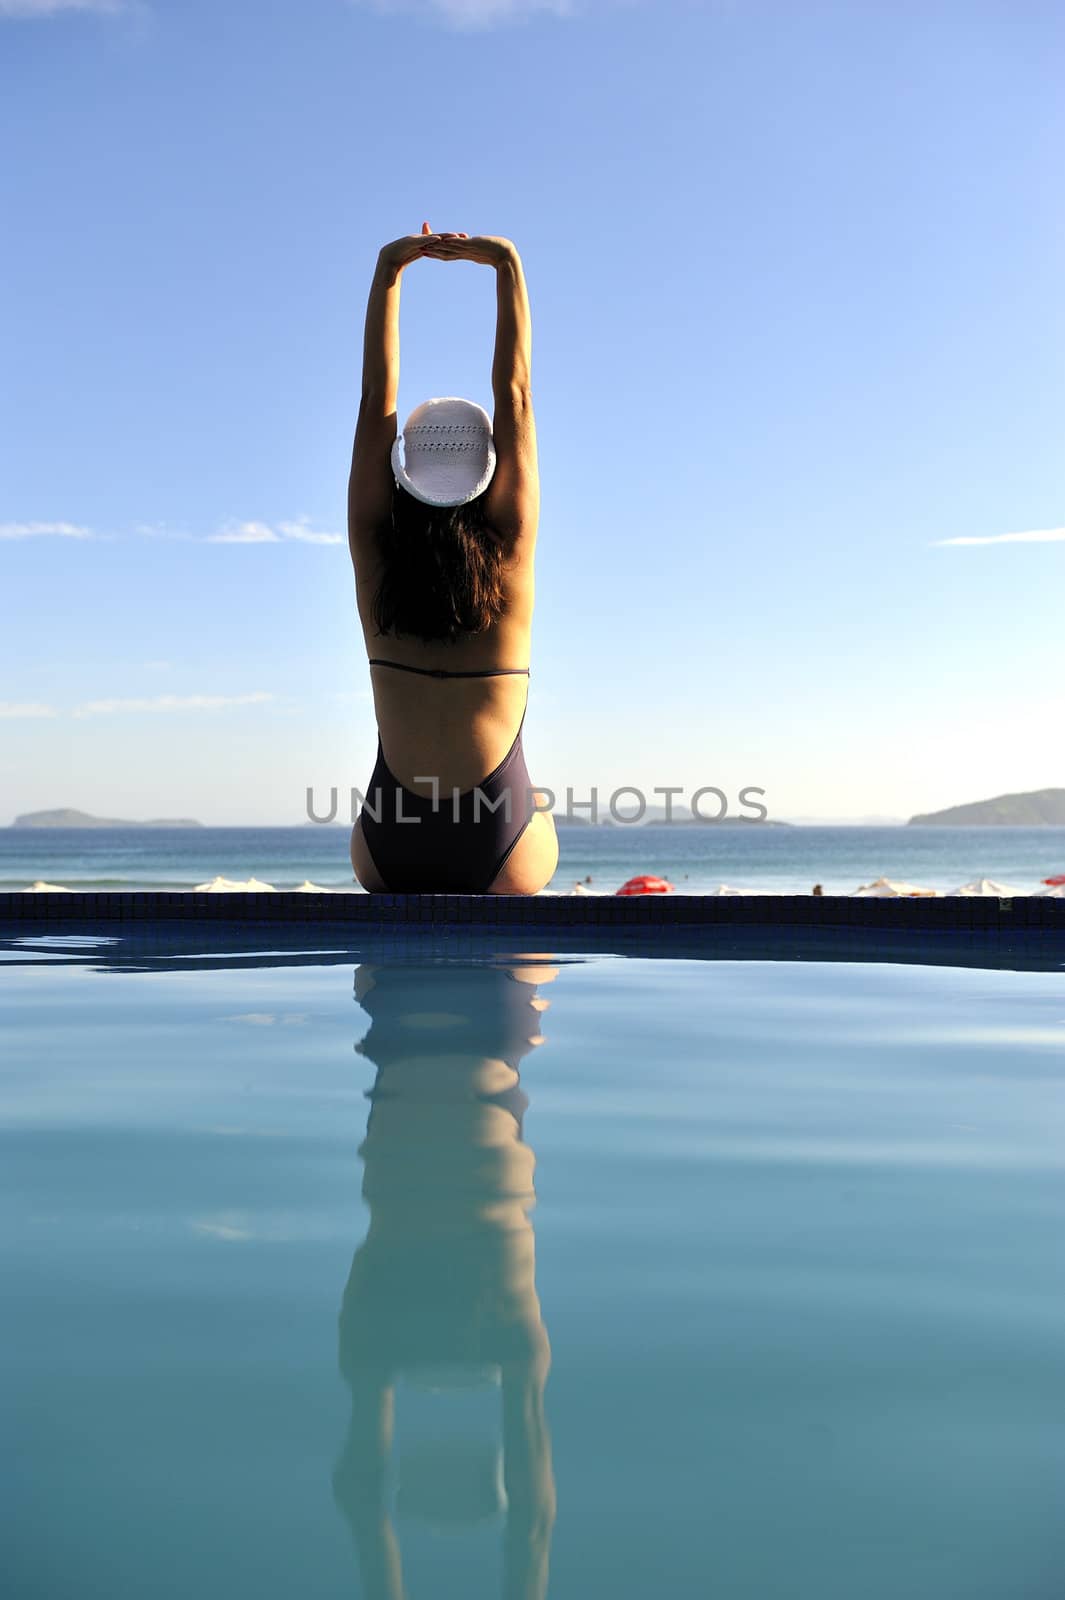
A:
[358,660,536,893]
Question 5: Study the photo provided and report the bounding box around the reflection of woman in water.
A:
[334,959,557,1599]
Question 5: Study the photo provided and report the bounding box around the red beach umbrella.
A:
[1042,874,1065,886]
[616,874,675,896]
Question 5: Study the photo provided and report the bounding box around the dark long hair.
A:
[372,484,507,644]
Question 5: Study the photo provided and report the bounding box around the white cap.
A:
[391,397,497,508]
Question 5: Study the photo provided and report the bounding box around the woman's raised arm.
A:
[486,242,539,544]
[491,243,532,398]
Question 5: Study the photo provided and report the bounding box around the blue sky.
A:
[1,0,1062,824]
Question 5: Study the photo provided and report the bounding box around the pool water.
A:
[3,936,1064,1598]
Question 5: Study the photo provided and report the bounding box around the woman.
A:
[348,223,559,894]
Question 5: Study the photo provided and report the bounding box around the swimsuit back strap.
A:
[368,658,530,679]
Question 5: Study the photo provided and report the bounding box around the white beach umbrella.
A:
[291,881,331,893]
[1035,883,1065,897]
[947,879,1025,897]
[711,885,780,895]
[194,875,277,892]
[23,880,72,892]
[851,876,939,898]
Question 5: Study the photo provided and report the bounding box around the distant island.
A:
[908,788,1065,826]
[10,809,204,829]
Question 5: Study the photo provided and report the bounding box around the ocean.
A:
[2,824,1064,896]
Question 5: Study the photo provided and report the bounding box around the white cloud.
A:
[4,516,343,545]
[277,518,344,546]
[73,692,276,717]
[0,0,122,16]
[351,0,572,25]
[208,521,281,545]
[209,518,343,545]
[0,701,59,718]
[0,521,93,540]
[933,526,1065,547]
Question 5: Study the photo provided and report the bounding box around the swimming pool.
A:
[4,928,1064,1598]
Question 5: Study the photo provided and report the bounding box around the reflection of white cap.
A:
[391,397,497,508]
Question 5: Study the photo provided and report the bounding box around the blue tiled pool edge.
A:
[2,889,1064,931]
